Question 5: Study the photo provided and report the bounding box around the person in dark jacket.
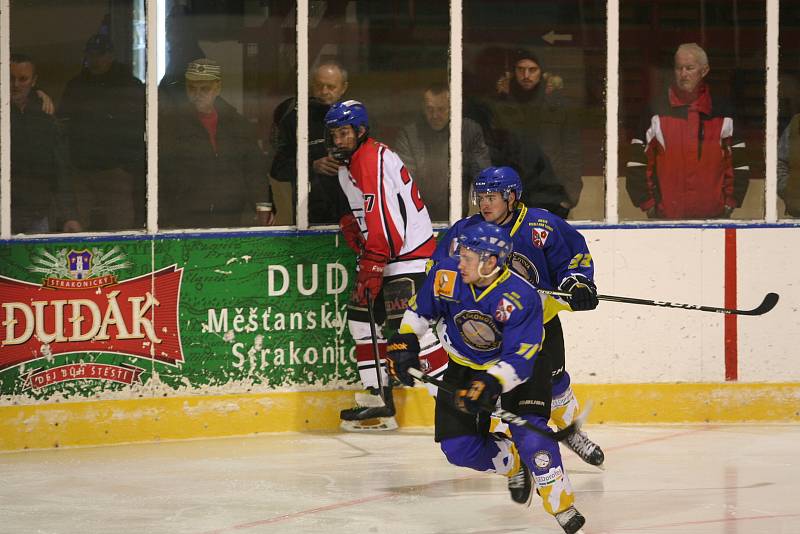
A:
[59,34,145,230]
[625,43,749,219]
[490,48,582,218]
[269,59,351,225]
[159,58,273,229]
[10,53,80,234]
[394,83,491,220]
[777,113,800,217]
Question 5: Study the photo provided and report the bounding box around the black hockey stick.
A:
[407,368,588,442]
[539,289,779,316]
[365,288,385,403]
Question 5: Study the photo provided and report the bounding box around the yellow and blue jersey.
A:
[433,205,595,320]
[411,257,544,391]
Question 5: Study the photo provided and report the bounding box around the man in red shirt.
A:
[626,43,749,219]
[159,58,273,228]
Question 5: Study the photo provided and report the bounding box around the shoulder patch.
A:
[494,297,517,323]
[434,269,457,298]
[531,227,550,248]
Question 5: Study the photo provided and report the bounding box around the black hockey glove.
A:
[386,333,421,387]
[455,372,502,415]
[559,274,599,311]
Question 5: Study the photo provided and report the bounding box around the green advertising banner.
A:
[0,233,359,404]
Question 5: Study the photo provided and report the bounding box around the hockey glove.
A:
[559,273,599,311]
[386,333,421,387]
[455,373,502,415]
[355,252,387,306]
[339,213,365,255]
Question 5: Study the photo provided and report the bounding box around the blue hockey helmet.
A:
[324,100,370,163]
[472,166,523,203]
[453,221,513,267]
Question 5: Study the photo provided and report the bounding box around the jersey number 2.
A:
[401,167,426,212]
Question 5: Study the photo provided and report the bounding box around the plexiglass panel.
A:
[779,1,800,219]
[159,0,293,229]
[464,0,607,221]
[10,0,146,233]
[620,1,766,221]
[305,1,450,225]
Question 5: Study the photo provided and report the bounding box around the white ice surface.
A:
[1,424,798,534]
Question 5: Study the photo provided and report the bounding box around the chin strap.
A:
[477,253,501,280]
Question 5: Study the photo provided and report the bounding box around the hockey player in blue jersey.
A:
[432,166,604,469]
[386,221,586,534]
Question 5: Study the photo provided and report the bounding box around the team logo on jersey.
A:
[434,270,456,298]
[454,310,502,351]
[531,227,549,248]
[533,450,552,469]
[510,252,540,284]
[494,297,516,323]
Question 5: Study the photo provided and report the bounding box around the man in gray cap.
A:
[159,58,273,228]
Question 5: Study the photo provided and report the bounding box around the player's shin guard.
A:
[552,376,604,467]
[550,380,579,430]
[512,415,576,516]
[341,320,397,431]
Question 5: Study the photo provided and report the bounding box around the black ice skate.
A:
[507,461,532,505]
[339,386,397,432]
[555,505,586,534]
[564,430,605,466]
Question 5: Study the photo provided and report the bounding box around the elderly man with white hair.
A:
[626,43,750,219]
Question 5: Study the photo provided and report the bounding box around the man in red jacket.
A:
[626,43,749,219]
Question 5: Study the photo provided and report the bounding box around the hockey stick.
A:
[365,288,385,403]
[539,289,779,316]
[407,368,588,442]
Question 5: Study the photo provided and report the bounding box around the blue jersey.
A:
[433,205,594,291]
[410,257,544,391]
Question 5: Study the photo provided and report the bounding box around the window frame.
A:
[0,0,790,240]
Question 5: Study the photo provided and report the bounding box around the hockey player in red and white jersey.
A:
[325,100,448,431]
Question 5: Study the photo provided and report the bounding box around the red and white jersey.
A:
[339,137,436,276]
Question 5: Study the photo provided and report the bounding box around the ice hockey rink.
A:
[1,424,798,534]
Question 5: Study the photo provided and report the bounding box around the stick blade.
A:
[742,292,779,316]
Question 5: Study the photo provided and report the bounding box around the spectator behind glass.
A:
[393,83,491,220]
[269,59,351,225]
[778,114,800,217]
[626,43,749,219]
[10,54,81,234]
[158,59,273,228]
[490,48,582,218]
[59,33,146,231]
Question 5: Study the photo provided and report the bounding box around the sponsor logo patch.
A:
[533,450,552,469]
[434,269,456,298]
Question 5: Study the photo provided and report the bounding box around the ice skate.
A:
[507,461,532,505]
[555,505,586,534]
[339,386,397,432]
[564,430,605,466]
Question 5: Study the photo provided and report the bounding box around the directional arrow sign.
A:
[542,30,573,45]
